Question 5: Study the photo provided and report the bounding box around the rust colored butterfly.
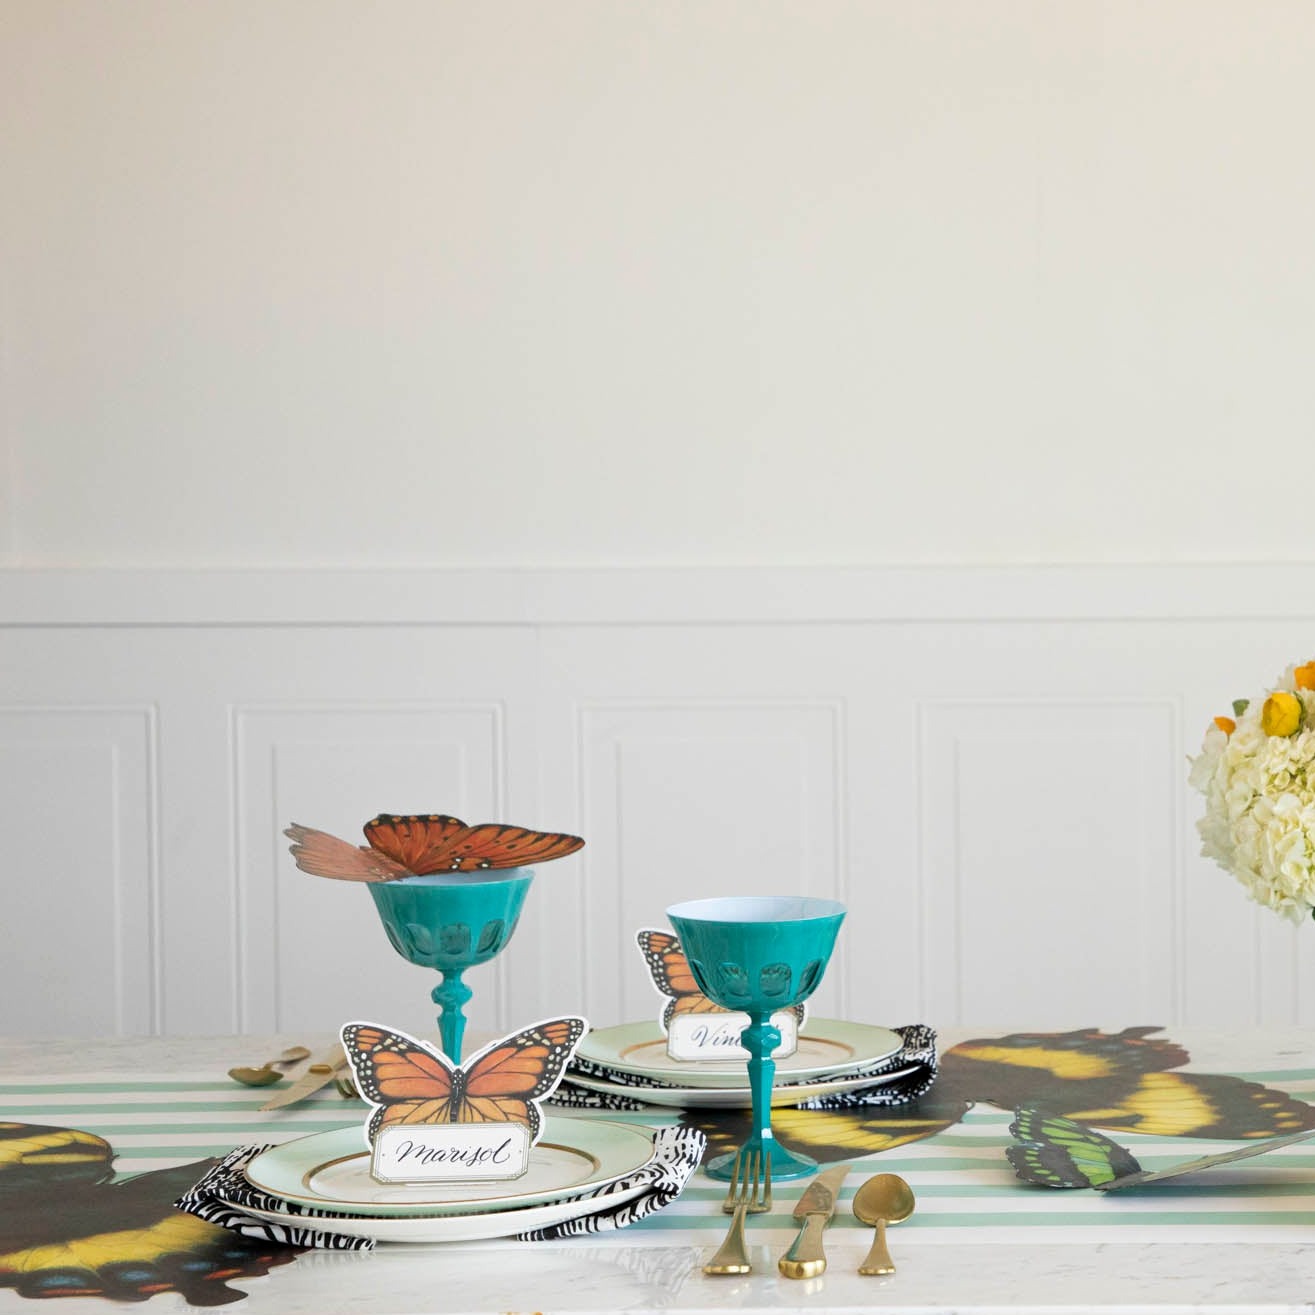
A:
[285,813,585,882]
[636,929,805,1028]
[339,1018,586,1144]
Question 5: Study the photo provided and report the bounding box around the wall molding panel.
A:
[3,565,1315,1036]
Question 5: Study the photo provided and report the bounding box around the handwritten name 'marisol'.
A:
[390,1136,518,1170]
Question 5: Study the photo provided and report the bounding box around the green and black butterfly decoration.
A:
[1008,1105,1315,1191]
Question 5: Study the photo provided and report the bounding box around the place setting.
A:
[552,922,936,1115]
[179,812,706,1249]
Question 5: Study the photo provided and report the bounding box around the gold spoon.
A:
[227,1045,311,1087]
[852,1173,915,1276]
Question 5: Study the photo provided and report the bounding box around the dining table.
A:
[3,1025,1315,1314]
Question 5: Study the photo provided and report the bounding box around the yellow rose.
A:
[1261,691,1303,737]
[1294,662,1315,691]
[1213,716,1236,734]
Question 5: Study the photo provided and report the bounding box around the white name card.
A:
[370,1123,531,1183]
[666,1011,799,1061]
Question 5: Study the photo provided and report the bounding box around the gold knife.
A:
[777,1165,849,1279]
[259,1045,348,1110]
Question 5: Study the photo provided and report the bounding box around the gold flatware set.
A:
[705,1160,916,1280]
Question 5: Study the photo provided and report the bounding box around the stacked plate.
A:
[220,1116,663,1243]
[567,1019,913,1109]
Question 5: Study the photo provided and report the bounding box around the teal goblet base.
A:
[704,1142,818,1182]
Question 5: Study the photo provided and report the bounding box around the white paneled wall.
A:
[3,566,1315,1038]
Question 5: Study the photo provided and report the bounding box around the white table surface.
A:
[2,1029,1314,1315]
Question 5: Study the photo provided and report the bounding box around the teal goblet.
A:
[368,871,533,1062]
[667,895,846,1181]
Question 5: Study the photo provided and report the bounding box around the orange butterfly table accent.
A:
[285,814,584,882]
[637,929,806,1030]
[339,1019,587,1156]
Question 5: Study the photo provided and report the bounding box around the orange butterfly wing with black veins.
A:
[364,814,585,873]
[637,930,722,1026]
[636,929,805,1027]
[340,1025,458,1141]
[458,1018,588,1139]
[284,824,412,882]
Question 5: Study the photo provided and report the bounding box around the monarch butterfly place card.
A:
[339,1017,586,1184]
[636,929,803,1062]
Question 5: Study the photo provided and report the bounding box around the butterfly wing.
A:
[943,1026,1315,1141]
[340,1024,457,1142]
[0,1126,297,1304]
[362,815,469,872]
[635,930,805,1029]
[460,1018,587,1142]
[1062,1070,1315,1139]
[365,814,585,873]
[636,930,717,1026]
[284,824,412,882]
[687,1093,972,1167]
[939,1026,1191,1111]
[1007,1106,1141,1188]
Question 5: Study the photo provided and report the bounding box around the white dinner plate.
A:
[244,1117,656,1218]
[573,1018,902,1089]
[564,1062,921,1109]
[224,1181,649,1243]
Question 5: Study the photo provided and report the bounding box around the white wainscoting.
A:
[3,565,1315,1039]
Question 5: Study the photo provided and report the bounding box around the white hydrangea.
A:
[1188,666,1315,923]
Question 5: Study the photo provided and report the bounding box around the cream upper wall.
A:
[2,1,1312,569]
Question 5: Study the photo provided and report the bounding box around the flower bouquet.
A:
[1190,660,1315,922]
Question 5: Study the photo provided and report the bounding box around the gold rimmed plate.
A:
[224,1180,651,1243]
[574,1019,902,1089]
[243,1117,655,1218]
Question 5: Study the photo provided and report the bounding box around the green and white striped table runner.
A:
[3,1062,1314,1247]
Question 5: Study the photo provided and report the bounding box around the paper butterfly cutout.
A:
[1007,1104,1315,1191]
[636,929,806,1029]
[339,1018,587,1144]
[1006,1106,1140,1188]
[286,813,585,882]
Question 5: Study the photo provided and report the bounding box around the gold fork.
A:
[703,1149,773,1276]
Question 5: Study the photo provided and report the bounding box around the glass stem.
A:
[431,971,473,1063]
[741,1013,781,1154]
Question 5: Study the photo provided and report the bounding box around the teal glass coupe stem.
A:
[742,1012,781,1166]
[431,972,474,1064]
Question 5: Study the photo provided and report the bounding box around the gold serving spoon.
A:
[227,1045,311,1087]
[853,1173,916,1276]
